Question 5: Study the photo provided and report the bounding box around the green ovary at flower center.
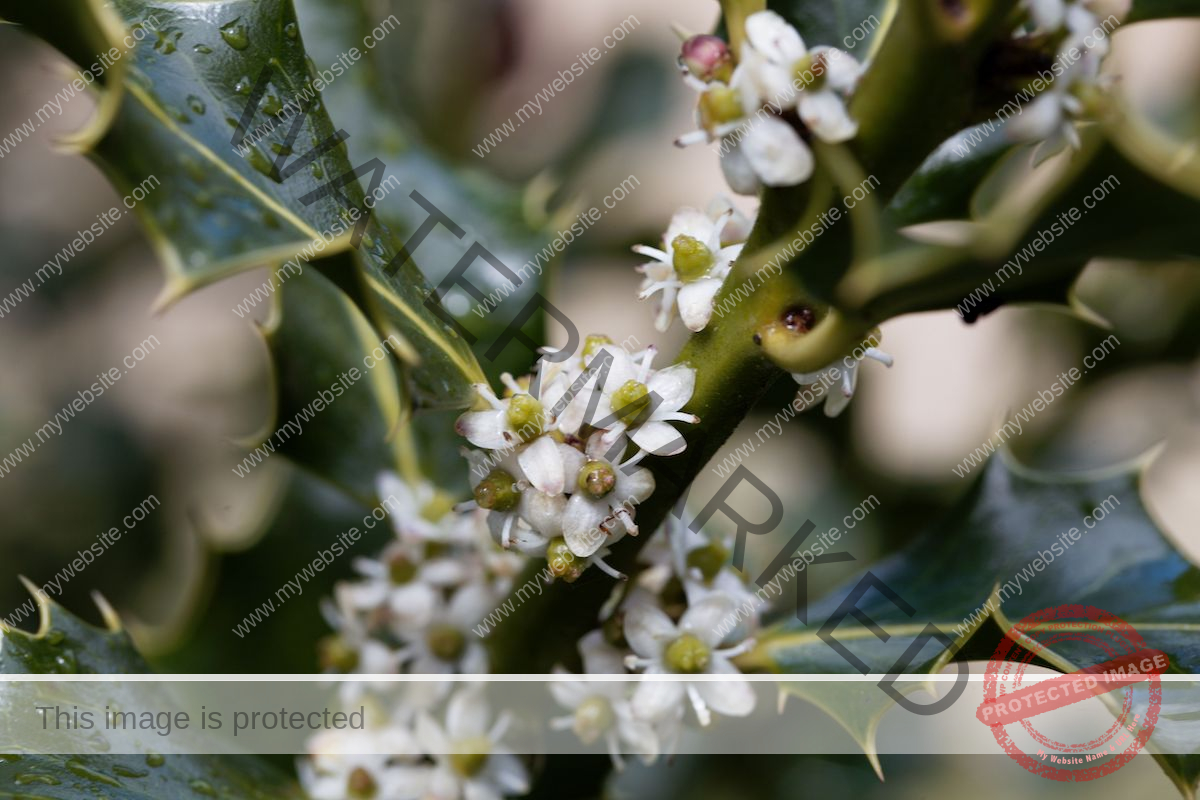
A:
[665,633,710,673]
[346,767,377,799]
[686,542,729,583]
[573,696,615,743]
[449,736,491,777]
[420,490,457,523]
[427,624,466,662]
[578,460,616,498]
[611,380,650,425]
[474,469,521,511]
[506,394,544,440]
[388,554,417,584]
[671,234,715,281]
[317,635,359,673]
[793,53,826,90]
[699,86,743,131]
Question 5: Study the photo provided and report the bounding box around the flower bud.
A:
[578,460,616,498]
[681,34,733,83]
[547,537,584,582]
[474,469,521,512]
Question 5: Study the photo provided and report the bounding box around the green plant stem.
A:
[488,0,1023,674]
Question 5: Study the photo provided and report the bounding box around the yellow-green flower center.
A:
[474,469,521,512]
[317,635,359,673]
[573,696,616,743]
[449,737,491,777]
[792,53,826,91]
[611,380,651,425]
[582,334,614,362]
[388,554,418,585]
[671,234,715,282]
[699,86,743,131]
[686,542,730,583]
[506,394,545,441]
[427,624,467,662]
[419,491,456,523]
[578,460,616,498]
[346,767,377,799]
[665,633,710,674]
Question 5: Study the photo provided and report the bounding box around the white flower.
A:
[465,440,583,547]
[337,541,463,632]
[411,687,530,800]
[300,727,420,800]
[456,374,548,450]
[739,11,862,143]
[634,206,746,332]
[397,585,491,674]
[589,347,698,457]
[622,595,757,726]
[792,344,893,418]
[376,472,460,544]
[562,433,655,557]
[1009,1,1115,156]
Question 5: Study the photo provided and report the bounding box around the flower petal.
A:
[624,601,678,658]
[744,10,806,65]
[517,435,565,495]
[579,629,628,674]
[742,115,814,186]
[630,421,686,457]
[799,90,858,143]
[719,138,762,196]
[677,277,724,332]
[811,46,861,94]
[486,752,531,794]
[446,687,490,739]
[679,595,738,647]
[646,364,696,414]
[456,409,513,450]
[631,669,687,721]
[562,495,609,557]
[698,657,757,717]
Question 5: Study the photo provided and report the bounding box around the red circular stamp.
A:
[976,604,1164,781]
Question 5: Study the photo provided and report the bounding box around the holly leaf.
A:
[251,266,407,505]
[5,0,486,408]
[758,453,1200,795]
[0,591,306,798]
[293,0,556,383]
[1128,1,1200,24]
[768,0,895,55]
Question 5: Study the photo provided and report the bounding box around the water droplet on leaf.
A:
[219,19,250,50]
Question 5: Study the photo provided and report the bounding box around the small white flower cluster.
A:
[456,337,698,581]
[635,198,754,333]
[320,475,521,678]
[550,516,762,768]
[1008,0,1124,155]
[301,685,530,800]
[790,328,894,417]
[675,11,864,194]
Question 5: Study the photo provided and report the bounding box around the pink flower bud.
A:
[681,35,733,82]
